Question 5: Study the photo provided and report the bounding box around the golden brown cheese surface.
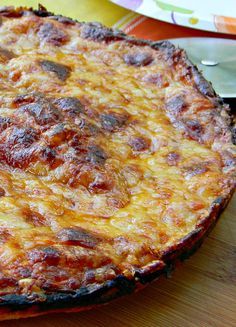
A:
[0,9,234,300]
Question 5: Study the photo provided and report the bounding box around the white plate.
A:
[110,0,236,35]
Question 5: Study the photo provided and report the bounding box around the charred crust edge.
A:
[0,5,235,318]
[0,189,234,317]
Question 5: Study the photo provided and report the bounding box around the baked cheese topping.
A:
[0,9,234,298]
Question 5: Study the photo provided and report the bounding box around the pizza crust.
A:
[0,5,234,320]
[0,194,233,320]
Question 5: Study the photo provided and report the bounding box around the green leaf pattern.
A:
[154,0,194,14]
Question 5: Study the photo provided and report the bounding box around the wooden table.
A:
[1,195,235,327]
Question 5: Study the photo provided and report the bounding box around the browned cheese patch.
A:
[38,22,69,46]
[39,60,71,81]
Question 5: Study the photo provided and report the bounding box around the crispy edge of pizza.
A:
[0,5,234,320]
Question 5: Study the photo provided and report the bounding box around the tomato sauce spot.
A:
[28,247,60,266]
[22,208,46,227]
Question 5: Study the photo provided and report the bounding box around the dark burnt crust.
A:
[0,5,235,318]
[0,191,233,318]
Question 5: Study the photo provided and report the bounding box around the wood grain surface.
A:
[0,195,235,327]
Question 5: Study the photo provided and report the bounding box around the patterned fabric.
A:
[112,0,236,35]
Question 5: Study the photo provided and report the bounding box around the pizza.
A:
[0,5,235,321]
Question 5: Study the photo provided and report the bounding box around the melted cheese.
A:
[0,12,234,297]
